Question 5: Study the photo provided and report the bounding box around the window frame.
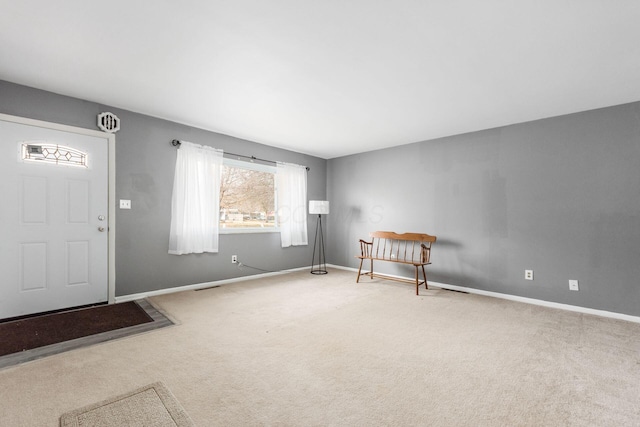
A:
[218,158,279,235]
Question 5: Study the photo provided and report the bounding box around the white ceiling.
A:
[2,1,640,159]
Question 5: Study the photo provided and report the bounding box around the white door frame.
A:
[0,112,116,304]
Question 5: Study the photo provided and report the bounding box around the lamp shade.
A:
[309,200,330,215]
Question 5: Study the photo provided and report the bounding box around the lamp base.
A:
[310,269,328,275]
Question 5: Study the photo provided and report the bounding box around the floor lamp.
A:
[309,200,329,275]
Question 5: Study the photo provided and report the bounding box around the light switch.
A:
[119,199,131,209]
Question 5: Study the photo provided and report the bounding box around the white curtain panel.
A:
[169,141,223,255]
[277,162,308,247]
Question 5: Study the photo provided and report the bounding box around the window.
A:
[219,159,277,233]
[22,142,88,167]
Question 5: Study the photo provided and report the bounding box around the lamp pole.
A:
[310,213,327,274]
[309,200,329,275]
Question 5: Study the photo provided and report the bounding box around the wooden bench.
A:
[356,231,436,295]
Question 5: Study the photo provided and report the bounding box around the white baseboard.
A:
[116,263,640,324]
[114,266,310,303]
[327,264,640,324]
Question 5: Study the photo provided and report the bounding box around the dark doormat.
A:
[0,300,173,369]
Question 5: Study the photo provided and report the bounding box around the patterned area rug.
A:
[60,382,194,427]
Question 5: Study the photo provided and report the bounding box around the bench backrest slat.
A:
[367,231,436,264]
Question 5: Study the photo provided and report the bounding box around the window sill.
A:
[219,227,280,235]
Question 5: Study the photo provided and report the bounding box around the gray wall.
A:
[5,79,640,317]
[1,81,327,297]
[327,102,640,317]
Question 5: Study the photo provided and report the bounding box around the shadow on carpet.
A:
[0,300,173,369]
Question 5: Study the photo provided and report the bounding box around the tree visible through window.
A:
[219,159,276,230]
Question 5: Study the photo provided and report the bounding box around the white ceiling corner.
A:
[1,1,639,159]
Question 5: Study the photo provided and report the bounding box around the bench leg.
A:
[415,265,429,295]
[356,258,364,282]
[422,264,428,290]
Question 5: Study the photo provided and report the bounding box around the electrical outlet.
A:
[119,199,131,209]
[525,270,534,280]
[232,255,238,264]
[569,280,579,291]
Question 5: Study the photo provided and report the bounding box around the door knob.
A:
[98,226,105,232]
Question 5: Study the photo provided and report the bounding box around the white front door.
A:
[0,116,113,319]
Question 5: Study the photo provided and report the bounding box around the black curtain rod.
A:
[171,139,309,171]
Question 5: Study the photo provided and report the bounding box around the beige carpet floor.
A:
[1,268,639,426]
